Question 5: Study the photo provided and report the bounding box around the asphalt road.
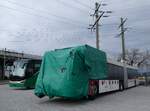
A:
[0,85,150,111]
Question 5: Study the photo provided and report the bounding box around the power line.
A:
[0,4,50,20]
[2,0,88,26]
[55,0,89,14]
[0,4,86,28]
[72,0,94,10]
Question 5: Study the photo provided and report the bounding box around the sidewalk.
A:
[0,80,9,85]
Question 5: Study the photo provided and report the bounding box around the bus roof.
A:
[107,58,138,70]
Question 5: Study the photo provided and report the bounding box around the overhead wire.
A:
[54,0,90,14]
[0,4,87,28]
[2,0,120,30]
[3,0,88,26]
[1,0,134,43]
[0,4,89,43]
[0,5,90,44]
[72,0,94,10]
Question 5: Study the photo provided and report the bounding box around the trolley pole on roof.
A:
[118,17,128,89]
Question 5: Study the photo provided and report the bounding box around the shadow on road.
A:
[10,88,34,90]
[39,97,89,106]
[38,91,120,106]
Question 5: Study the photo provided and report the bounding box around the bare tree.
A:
[117,49,150,67]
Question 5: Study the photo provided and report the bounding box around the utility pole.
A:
[88,2,111,49]
[118,17,128,89]
[120,18,126,61]
[95,2,100,49]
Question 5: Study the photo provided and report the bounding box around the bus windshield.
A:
[12,60,28,77]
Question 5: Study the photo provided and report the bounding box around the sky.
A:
[0,0,150,58]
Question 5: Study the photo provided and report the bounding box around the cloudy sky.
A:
[0,0,150,58]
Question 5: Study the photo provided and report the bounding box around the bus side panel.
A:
[127,79,136,88]
[99,80,119,93]
[136,79,140,86]
[24,72,39,88]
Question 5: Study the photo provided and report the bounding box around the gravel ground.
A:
[0,85,150,111]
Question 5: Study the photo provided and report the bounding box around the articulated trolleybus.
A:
[35,45,139,99]
[9,59,41,89]
[101,59,139,93]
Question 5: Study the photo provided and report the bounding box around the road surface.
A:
[0,85,150,111]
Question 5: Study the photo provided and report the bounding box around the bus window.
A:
[25,60,41,78]
[33,60,41,73]
[34,63,41,72]
[26,61,34,78]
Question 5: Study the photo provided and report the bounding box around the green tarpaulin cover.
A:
[35,45,108,99]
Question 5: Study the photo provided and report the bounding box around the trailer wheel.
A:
[120,84,123,91]
[88,84,98,100]
[119,81,124,91]
[134,80,136,87]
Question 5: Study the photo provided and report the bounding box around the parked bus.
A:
[34,45,139,99]
[9,59,41,89]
